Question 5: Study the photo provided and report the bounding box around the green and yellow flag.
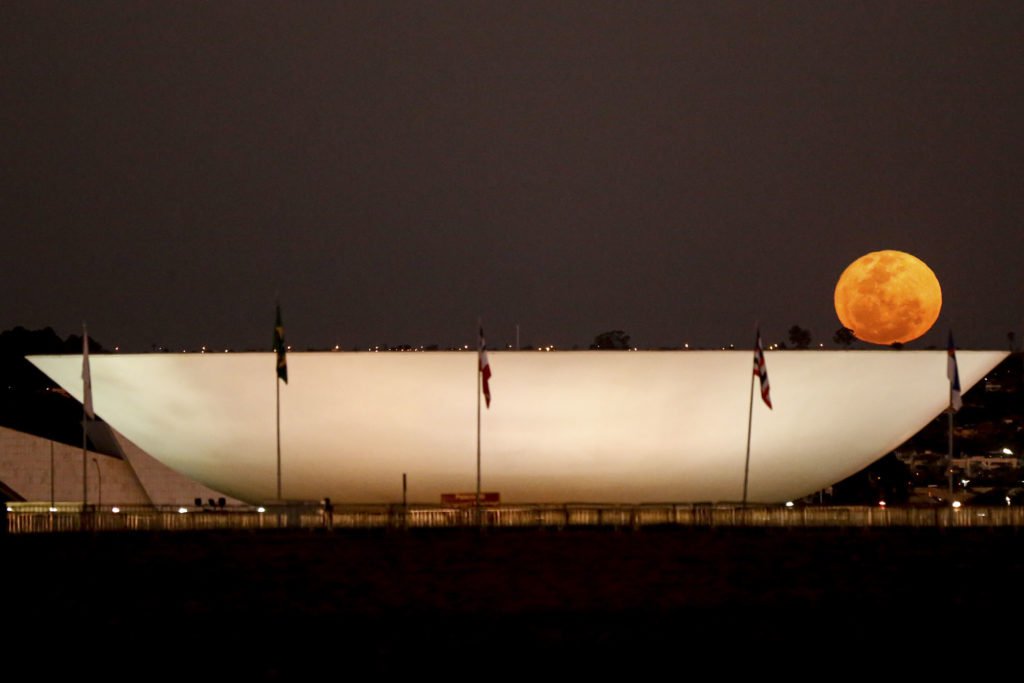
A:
[274,304,288,383]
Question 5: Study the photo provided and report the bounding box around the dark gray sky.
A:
[3,2,1022,351]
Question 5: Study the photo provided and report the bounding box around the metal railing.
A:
[6,501,1024,534]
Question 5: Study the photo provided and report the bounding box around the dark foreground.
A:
[4,527,1020,675]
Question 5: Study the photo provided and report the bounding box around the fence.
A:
[6,501,1024,534]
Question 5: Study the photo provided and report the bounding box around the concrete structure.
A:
[29,349,1007,504]
[0,423,239,507]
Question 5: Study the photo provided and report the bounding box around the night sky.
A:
[3,2,1022,352]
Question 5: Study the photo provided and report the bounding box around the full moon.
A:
[834,250,942,345]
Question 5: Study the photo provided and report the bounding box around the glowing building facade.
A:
[30,350,1005,504]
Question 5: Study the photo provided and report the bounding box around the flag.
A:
[948,331,962,412]
[753,329,772,409]
[479,326,491,408]
[82,325,94,419]
[274,304,288,384]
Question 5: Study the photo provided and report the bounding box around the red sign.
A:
[441,492,500,507]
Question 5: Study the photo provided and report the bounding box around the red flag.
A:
[479,326,492,408]
[753,329,772,409]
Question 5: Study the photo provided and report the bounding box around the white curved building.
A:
[29,350,1005,504]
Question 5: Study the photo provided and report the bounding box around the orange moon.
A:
[834,250,942,345]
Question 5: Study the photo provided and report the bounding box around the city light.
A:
[952,501,962,509]
[178,507,188,514]
[112,507,120,513]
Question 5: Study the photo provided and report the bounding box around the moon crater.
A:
[834,250,942,345]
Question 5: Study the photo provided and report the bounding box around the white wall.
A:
[0,424,240,507]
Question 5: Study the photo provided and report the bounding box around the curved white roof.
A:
[29,350,1006,504]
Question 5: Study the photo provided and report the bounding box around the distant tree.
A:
[833,327,855,347]
[787,325,812,350]
[590,330,631,350]
[890,341,903,350]
[0,326,66,357]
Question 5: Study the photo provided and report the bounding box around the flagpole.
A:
[273,302,287,502]
[82,402,87,509]
[742,368,755,509]
[50,440,55,511]
[947,332,959,497]
[948,333,953,494]
[947,400,954,496]
[277,372,282,501]
[476,318,482,524]
[81,324,88,511]
[744,326,771,509]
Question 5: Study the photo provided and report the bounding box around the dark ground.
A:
[3,527,1019,676]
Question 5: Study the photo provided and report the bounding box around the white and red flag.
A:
[479,326,492,408]
[753,329,772,409]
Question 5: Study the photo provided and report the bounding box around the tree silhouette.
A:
[833,327,855,347]
[787,325,812,349]
[590,330,631,350]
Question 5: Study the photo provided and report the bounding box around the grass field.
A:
[4,527,1020,675]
